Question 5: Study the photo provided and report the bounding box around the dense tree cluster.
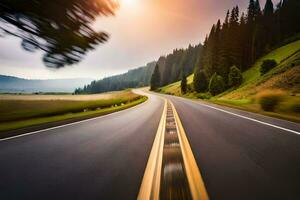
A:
[194,69,208,93]
[150,44,202,90]
[75,62,156,94]
[0,0,118,68]
[158,44,202,86]
[194,0,300,95]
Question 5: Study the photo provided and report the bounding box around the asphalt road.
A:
[161,94,300,200]
[0,92,164,200]
[1,91,300,200]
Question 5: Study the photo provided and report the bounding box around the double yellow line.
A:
[138,98,209,200]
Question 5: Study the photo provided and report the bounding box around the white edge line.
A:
[0,97,149,142]
[197,102,300,135]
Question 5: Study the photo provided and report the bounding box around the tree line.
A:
[75,62,156,94]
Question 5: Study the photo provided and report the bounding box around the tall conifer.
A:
[150,64,161,91]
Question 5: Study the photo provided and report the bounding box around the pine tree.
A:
[252,0,265,59]
[247,0,256,23]
[209,73,226,96]
[0,0,118,68]
[264,0,274,16]
[199,35,208,69]
[263,0,275,49]
[194,69,208,93]
[239,12,248,70]
[213,20,222,69]
[228,6,240,68]
[203,24,216,77]
[150,64,161,91]
[246,0,257,67]
[181,73,187,94]
[228,66,243,87]
[255,0,262,17]
[219,10,231,77]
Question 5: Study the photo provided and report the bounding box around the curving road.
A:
[0,90,299,200]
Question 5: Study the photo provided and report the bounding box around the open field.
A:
[0,91,147,132]
[0,91,127,101]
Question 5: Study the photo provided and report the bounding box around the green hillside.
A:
[159,40,300,122]
[221,40,300,99]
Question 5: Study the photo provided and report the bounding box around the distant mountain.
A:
[0,75,92,93]
[75,61,157,94]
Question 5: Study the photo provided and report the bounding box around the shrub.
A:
[187,84,193,92]
[228,66,243,87]
[196,93,212,100]
[260,59,277,75]
[256,89,286,111]
[290,103,300,113]
[209,73,226,96]
[194,69,208,93]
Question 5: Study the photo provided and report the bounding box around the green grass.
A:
[0,92,147,132]
[242,40,300,86]
[211,98,253,106]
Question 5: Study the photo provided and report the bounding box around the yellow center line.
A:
[138,98,209,200]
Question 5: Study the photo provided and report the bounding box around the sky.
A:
[0,0,279,80]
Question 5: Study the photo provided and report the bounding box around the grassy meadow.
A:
[0,91,146,132]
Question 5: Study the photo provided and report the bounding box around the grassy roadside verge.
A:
[158,89,300,123]
[209,97,300,123]
[0,95,147,134]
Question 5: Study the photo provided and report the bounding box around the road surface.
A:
[0,90,299,200]
[160,93,300,200]
[0,92,164,200]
